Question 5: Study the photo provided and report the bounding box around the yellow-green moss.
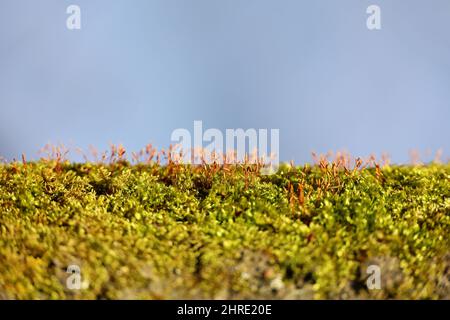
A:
[0,161,448,299]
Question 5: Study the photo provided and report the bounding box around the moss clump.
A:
[0,161,449,299]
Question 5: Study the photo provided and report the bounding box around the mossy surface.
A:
[0,161,449,299]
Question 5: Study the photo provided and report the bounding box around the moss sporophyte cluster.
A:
[0,157,448,299]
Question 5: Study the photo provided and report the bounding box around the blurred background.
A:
[0,0,449,163]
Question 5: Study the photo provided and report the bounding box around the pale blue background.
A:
[1,0,449,163]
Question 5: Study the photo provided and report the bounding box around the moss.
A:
[0,161,448,299]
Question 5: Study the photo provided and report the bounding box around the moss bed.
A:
[0,160,449,299]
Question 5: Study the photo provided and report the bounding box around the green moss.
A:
[0,161,448,299]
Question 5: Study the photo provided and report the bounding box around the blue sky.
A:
[1,0,449,163]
